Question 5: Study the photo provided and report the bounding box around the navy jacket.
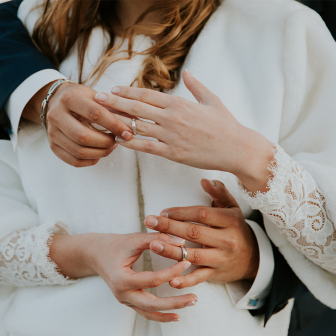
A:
[0,1,335,334]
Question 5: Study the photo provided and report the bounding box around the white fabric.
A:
[0,222,76,287]
[5,69,66,151]
[226,220,274,309]
[239,145,336,274]
[0,0,335,334]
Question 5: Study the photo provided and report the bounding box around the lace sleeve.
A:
[0,222,78,286]
[238,145,336,274]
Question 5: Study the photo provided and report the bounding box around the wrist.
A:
[49,233,97,279]
[22,80,59,125]
[234,129,274,193]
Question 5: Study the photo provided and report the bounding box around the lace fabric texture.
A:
[238,145,336,274]
[0,222,78,286]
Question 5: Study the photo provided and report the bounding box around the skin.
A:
[19,0,262,323]
[146,179,259,287]
[97,70,275,193]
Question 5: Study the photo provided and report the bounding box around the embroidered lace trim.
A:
[0,222,78,286]
[238,145,336,274]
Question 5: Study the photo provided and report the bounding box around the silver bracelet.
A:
[40,79,75,130]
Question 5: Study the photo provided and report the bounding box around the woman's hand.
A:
[144,179,259,288]
[49,232,196,322]
[95,70,274,192]
[22,81,133,167]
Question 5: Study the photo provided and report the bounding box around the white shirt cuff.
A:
[226,219,274,310]
[4,69,66,151]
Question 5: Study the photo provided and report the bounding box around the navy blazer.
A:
[0,1,335,335]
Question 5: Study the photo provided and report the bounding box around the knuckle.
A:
[227,238,239,253]
[145,303,157,312]
[148,276,162,288]
[197,208,208,223]
[77,131,89,145]
[72,158,84,168]
[143,141,154,153]
[162,219,173,233]
[190,250,202,265]
[59,90,71,104]
[74,147,87,159]
[88,107,102,122]
[170,146,185,161]
[139,89,150,101]
[131,101,143,114]
[47,108,57,123]
[49,142,57,152]
[187,224,201,240]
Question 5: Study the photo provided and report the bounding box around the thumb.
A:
[183,69,217,105]
[201,179,239,208]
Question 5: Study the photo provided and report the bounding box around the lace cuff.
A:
[238,145,336,274]
[0,222,78,286]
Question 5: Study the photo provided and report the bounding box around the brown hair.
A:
[32,0,220,91]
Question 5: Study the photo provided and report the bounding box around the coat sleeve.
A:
[0,0,57,116]
[238,7,336,308]
[0,141,76,287]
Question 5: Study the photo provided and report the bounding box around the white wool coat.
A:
[1,0,336,335]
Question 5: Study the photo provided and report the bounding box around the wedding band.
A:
[181,246,188,261]
[132,119,137,135]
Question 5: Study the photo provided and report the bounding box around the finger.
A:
[126,260,191,289]
[201,179,239,208]
[145,215,227,245]
[50,143,99,167]
[113,114,163,139]
[182,69,220,106]
[169,268,214,289]
[110,86,172,109]
[50,128,115,160]
[62,92,133,137]
[115,137,170,157]
[130,305,180,323]
[127,232,185,254]
[159,206,238,228]
[127,288,197,312]
[150,241,223,267]
[95,92,163,122]
[48,111,117,148]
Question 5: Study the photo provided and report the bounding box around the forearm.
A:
[49,233,97,279]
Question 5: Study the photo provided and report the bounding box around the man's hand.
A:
[144,179,259,288]
[22,81,133,167]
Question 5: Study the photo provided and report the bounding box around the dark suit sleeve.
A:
[0,0,57,135]
[248,211,336,336]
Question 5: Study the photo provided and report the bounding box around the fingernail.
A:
[183,261,191,270]
[171,318,180,322]
[145,216,158,228]
[121,131,133,140]
[152,242,163,252]
[170,279,181,287]
[95,93,107,102]
[115,136,125,144]
[111,87,121,94]
[194,297,199,302]
[160,210,169,218]
[172,237,185,244]
[184,69,194,78]
[185,301,196,307]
